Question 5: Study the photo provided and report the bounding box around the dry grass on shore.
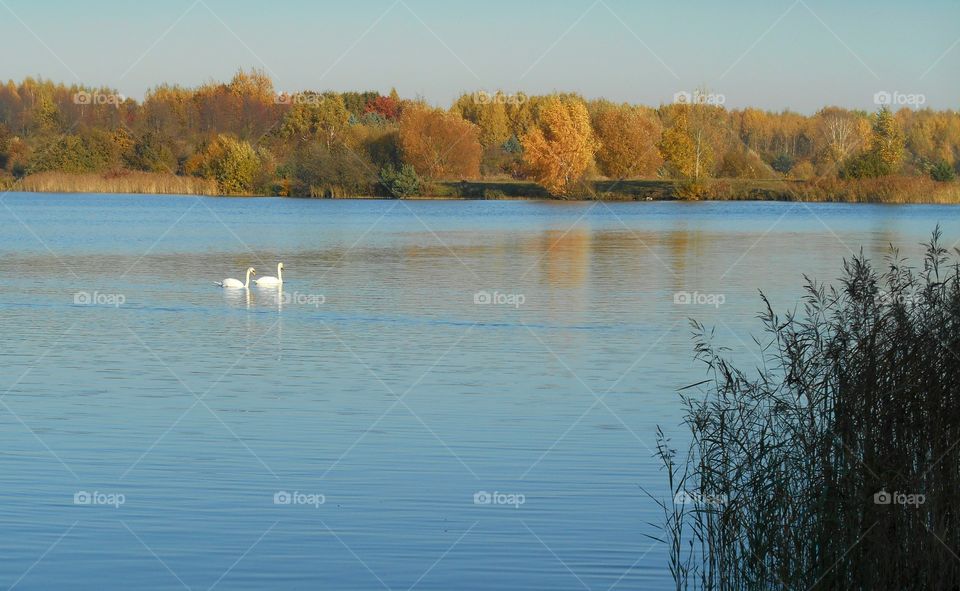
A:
[18,171,218,196]
[8,171,959,203]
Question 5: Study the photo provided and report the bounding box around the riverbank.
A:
[6,172,959,203]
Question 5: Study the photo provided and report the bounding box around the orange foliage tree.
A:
[592,103,663,178]
[521,97,598,195]
[398,105,482,179]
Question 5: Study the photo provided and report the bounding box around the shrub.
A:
[28,130,121,174]
[717,148,771,179]
[655,230,960,590]
[502,135,522,155]
[674,179,708,200]
[125,131,177,174]
[378,163,421,198]
[771,152,795,174]
[185,135,260,195]
[841,151,886,179]
[790,160,816,180]
[288,144,375,197]
[930,159,957,182]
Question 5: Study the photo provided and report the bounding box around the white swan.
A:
[217,267,256,289]
[254,262,284,287]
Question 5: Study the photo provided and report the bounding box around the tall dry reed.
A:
[18,171,218,195]
[655,229,960,590]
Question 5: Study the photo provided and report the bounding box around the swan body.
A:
[217,267,256,289]
[254,262,284,287]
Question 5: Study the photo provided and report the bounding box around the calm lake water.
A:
[0,193,956,590]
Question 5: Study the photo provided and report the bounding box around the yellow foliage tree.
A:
[521,97,598,195]
[871,107,905,173]
[593,104,663,178]
[452,92,512,148]
[658,105,697,178]
[185,135,260,195]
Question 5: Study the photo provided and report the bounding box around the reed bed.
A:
[8,172,958,203]
[18,171,218,196]
[655,229,960,590]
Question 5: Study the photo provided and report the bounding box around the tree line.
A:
[0,70,957,197]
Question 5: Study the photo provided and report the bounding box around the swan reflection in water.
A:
[222,285,252,309]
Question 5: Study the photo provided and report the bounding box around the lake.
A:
[0,193,955,590]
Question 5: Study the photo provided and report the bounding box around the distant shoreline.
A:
[5,172,960,204]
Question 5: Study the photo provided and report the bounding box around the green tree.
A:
[930,160,956,182]
[28,130,121,174]
[378,163,421,198]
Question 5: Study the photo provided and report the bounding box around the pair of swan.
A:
[217,263,284,289]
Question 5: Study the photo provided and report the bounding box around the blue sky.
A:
[1,0,957,112]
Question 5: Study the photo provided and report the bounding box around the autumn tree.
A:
[365,89,402,121]
[28,129,123,174]
[452,92,513,148]
[288,143,376,197]
[185,135,261,194]
[125,131,177,173]
[840,108,906,179]
[659,98,729,181]
[279,93,350,148]
[520,96,598,195]
[814,107,870,169]
[658,104,697,178]
[0,123,11,169]
[870,107,905,174]
[398,105,481,179]
[341,91,380,118]
[901,109,960,171]
[592,103,662,178]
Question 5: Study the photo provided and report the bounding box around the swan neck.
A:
[244,268,252,288]
[277,264,283,282]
